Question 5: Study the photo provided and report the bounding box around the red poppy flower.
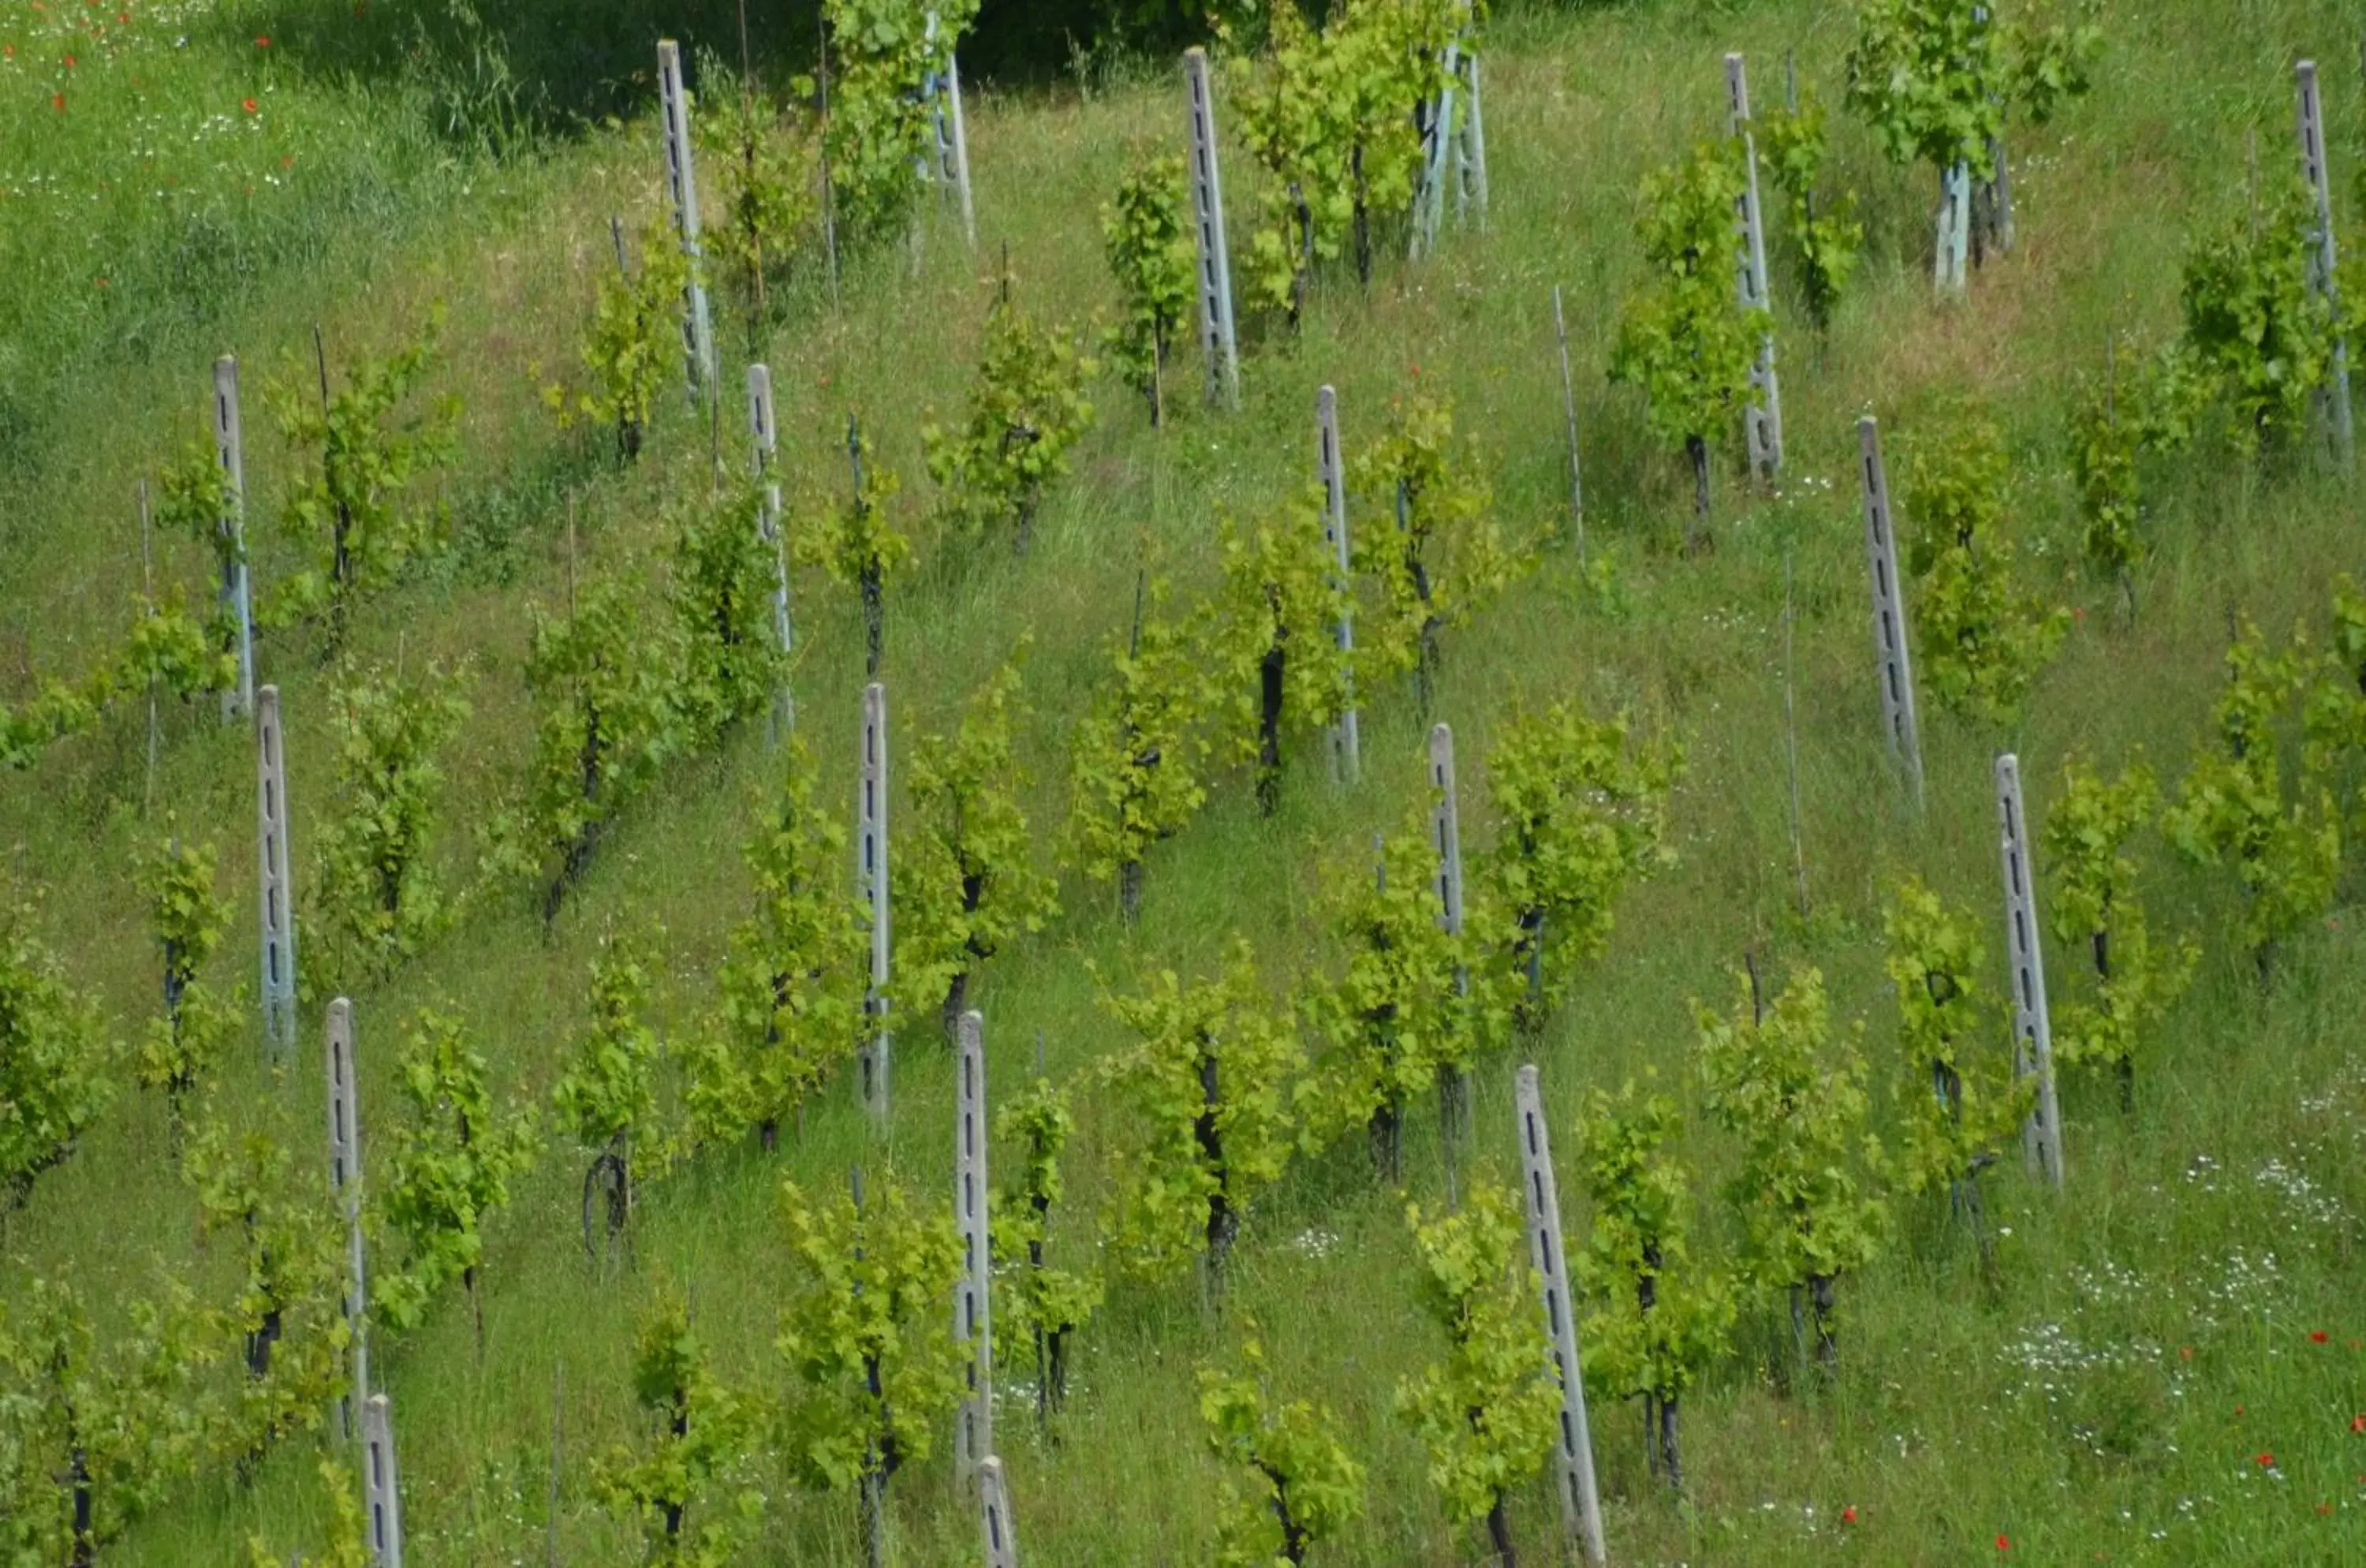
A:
[2315,1331,2332,1343]
[1996,1535,2011,1551]
[2322,1503,2336,1516]
[1841,1506,1858,1525]
[241,96,257,113]
[63,53,75,67]
[2257,1452,2276,1468]
[51,91,64,110]
[2351,1414,2364,1434]
[255,34,269,47]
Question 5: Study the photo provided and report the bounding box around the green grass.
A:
[6,1,2366,1564]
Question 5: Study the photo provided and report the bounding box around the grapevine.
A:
[797,418,912,677]
[1065,578,1211,920]
[541,215,689,462]
[672,476,791,749]
[1200,1333,1368,1567]
[924,274,1097,554]
[819,0,980,242]
[134,827,235,1132]
[596,1294,764,1565]
[1207,497,1353,815]
[0,900,113,1209]
[1756,86,1863,332]
[1102,152,1196,424]
[991,1073,1102,1421]
[551,935,665,1253]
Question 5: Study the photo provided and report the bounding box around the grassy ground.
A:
[6,1,2366,1563]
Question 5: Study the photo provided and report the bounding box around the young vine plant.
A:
[992,1072,1103,1421]
[551,935,665,1252]
[797,418,912,676]
[1065,577,1211,920]
[1208,496,1353,816]
[595,1293,765,1566]
[1103,151,1195,424]
[0,901,112,1208]
[1199,1332,1368,1568]
[924,275,1096,554]
[312,659,472,981]
[135,827,234,1133]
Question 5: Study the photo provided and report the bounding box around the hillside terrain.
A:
[4,2,2366,1565]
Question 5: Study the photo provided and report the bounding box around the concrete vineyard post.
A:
[857,682,891,1122]
[256,685,297,1057]
[657,40,718,405]
[327,998,369,1439]
[924,13,976,249]
[746,364,795,741]
[1975,6,2013,255]
[1182,50,1241,410]
[1553,286,1586,565]
[1936,163,1972,292]
[1724,54,1784,480]
[1413,35,1463,258]
[1857,419,1925,808]
[1427,724,1466,941]
[2297,61,2356,466]
[210,357,256,721]
[363,1392,405,1568]
[1316,386,1361,786]
[1455,52,1488,230]
[953,1010,992,1490]
[980,1454,1020,1568]
[1994,754,2065,1189]
[1513,1066,1608,1565]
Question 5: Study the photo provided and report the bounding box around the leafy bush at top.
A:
[1065,579,1211,919]
[670,478,790,749]
[1394,1180,1559,1566]
[2173,181,2349,457]
[924,278,1096,554]
[1756,88,1863,332]
[134,827,235,1129]
[1207,496,1354,815]
[596,1294,764,1566]
[1845,0,2099,185]
[1901,409,2067,726]
[1610,140,1767,527]
[694,73,819,321]
[1200,1334,1368,1567]
[540,215,690,463]
[993,1073,1103,1421]
[1103,152,1196,424]
[0,902,112,1209]
[819,0,980,242]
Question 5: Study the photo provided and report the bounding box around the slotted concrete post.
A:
[327,998,368,1436]
[1514,1066,1607,1565]
[857,682,891,1122]
[925,13,976,248]
[657,40,717,404]
[1316,386,1360,786]
[953,1010,992,1489]
[746,364,794,740]
[980,1454,1020,1568]
[1413,38,1464,257]
[256,685,297,1057]
[1725,54,1783,480]
[1857,419,1924,808]
[362,1393,404,1568]
[1936,162,1972,293]
[211,356,256,722]
[1183,50,1241,410]
[2297,62,2355,466]
[1427,723,1465,939]
[1456,51,1488,229]
[1995,754,2065,1188]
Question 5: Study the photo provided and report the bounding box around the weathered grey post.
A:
[657,40,718,404]
[980,1454,1020,1568]
[1724,54,1783,480]
[1553,286,1586,566]
[1427,724,1465,940]
[2297,61,2355,465]
[746,364,794,740]
[1857,419,1924,808]
[1513,1065,1607,1565]
[1316,386,1361,786]
[362,1392,405,1568]
[1994,753,2064,1189]
[1182,50,1241,409]
[211,357,256,722]
[1936,162,1972,292]
[256,685,297,1056]
[856,682,891,1122]
[1455,51,1488,230]
[1975,6,2013,256]
[1413,35,1463,258]
[953,1010,992,1489]
[925,13,976,248]
[327,998,369,1438]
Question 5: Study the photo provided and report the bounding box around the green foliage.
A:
[266,314,460,642]
[518,572,685,915]
[375,1008,539,1333]
[1065,582,1211,905]
[543,215,689,462]
[1097,946,1301,1284]
[0,902,112,1208]
[894,656,1056,1035]
[670,479,790,747]
[1209,497,1353,812]
[1394,1181,1559,1536]
[1756,89,1862,331]
[1696,966,1884,1354]
[796,421,911,672]
[595,1294,764,1565]
[182,1118,348,1456]
[1348,395,1521,690]
[819,0,980,241]
[1845,0,2097,178]
[2043,758,2196,1092]
[992,1074,1103,1416]
[1102,152,1195,421]
[155,438,249,670]
[551,935,663,1191]
[0,1271,218,1562]
[312,660,472,980]
[1573,1083,1733,1431]
[1483,700,1679,1016]
[2174,181,2349,457]
[924,280,1096,551]
[775,1173,965,1493]
[1200,1335,1368,1567]
[0,592,233,772]
[1901,409,2067,725]
[244,1458,370,1568]
[2163,620,2341,965]
[1610,141,1767,511]
[1300,824,1477,1169]
[694,77,819,307]
[1883,877,2029,1200]
[689,741,867,1149]
[133,828,236,1122]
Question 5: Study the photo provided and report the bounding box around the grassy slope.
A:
[5,0,2366,1563]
